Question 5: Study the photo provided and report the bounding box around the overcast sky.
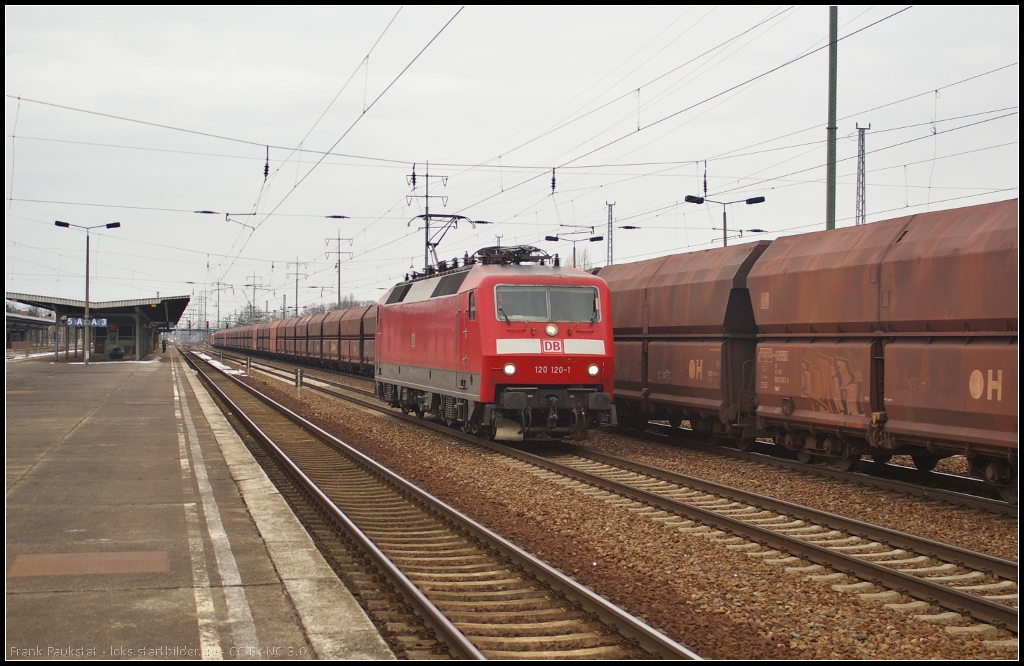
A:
[5,5,1019,324]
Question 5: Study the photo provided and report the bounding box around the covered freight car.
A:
[598,241,769,443]
[602,199,1017,500]
[748,199,1017,492]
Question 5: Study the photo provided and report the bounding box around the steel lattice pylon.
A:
[855,124,869,225]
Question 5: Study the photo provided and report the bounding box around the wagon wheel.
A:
[796,450,814,464]
[870,452,892,465]
[911,455,940,473]
[998,485,1017,505]
[735,438,753,452]
[834,455,858,472]
[668,415,683,429]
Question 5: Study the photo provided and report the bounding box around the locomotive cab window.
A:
[468,291,476,320]
[494,285,600,323]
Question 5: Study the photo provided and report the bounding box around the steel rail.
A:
[196,343,1018,632]
[187,349,701,660]
[259,370,1017,633]
[560,445,1018,581]
[513,451,1019,632]
[183,351,485,659]
[211,344,1015,516]
[642,423,1016,517]
[215,348,376,396]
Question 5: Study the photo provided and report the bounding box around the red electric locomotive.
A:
[375,245,616,440]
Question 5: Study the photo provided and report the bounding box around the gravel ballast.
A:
[584,430,1017,562]
[235,372,1017,659]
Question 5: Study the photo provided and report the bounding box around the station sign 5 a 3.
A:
[66,317,108,328]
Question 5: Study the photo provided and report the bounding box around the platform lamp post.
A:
[684,195,765,247]
[55,220,121,365]
[544,233,603,269]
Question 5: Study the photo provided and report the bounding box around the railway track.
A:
[531,446,1018,630]
[211,346,1016,516]
[183,349,699,660]
[201,347,1017,640]
[213,349,375,396]
[637,423,1017,516]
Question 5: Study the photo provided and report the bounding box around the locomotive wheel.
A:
[911,455,940,473]
[871,453,892,465]
[467,421,493,440]
[796,450,814,464]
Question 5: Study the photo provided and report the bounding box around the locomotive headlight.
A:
[503,363,517,376]
[545,323,558,337]
[587,363,600,377]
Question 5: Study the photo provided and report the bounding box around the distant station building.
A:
[5,292,190,361]
[5,310,56,354]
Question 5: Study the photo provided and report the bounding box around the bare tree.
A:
[576,246,594,272]
[327,293,375,311]
[301,303,327,316]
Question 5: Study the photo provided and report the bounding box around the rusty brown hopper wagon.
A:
[598,241,770,439]
[601,199,1017,501]
[322,308,347,364]
[748,199,1017,483]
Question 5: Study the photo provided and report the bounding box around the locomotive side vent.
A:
[431,272,470,297]
[386,284,412,304]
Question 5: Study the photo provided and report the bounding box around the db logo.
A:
[541,339,564,354]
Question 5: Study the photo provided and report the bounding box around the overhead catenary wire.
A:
[243,6,405,237]
[7,95,20,210]
[6,10,1016,312]
[10,109,1011,299]
[438,6,915,223]
[555,7,915,172]
[454,100,1016,255]
[5,60,1013,177]
[449,6,798,175]
[219,6,465,279]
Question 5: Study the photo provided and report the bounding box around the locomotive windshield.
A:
[495,285,600,322]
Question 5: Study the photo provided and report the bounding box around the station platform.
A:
[6,348,394,660]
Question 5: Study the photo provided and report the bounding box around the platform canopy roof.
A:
[5,310,56,331]
[6,292,190,331]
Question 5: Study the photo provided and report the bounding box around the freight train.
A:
[597,199,1018,501]
[212,245,617,441]
[211,200,1016,500]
